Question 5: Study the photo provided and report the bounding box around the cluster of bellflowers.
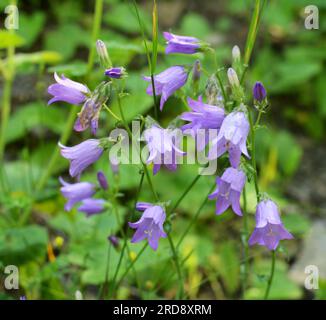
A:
[47,32,293,252]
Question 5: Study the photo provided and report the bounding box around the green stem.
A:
[132,0,159,119]
[87,0,104,75]
[264,250,276,299]
[114,242,148,291]
[215,70,227,104]
[247,109,260,201]
[167,233,184,299]
[170,174,201,214]
[176,183,215,248]
[241,186,250,297]
[244,0,261,65]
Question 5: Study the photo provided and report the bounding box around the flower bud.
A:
[253,81,267,102]
[97,171,108,190]
[108,235,119,248]
[205,75,223,105]
[192,60,201,83]
[96,39,112,68]
[232,45,241,62]
[227,68,240,88]
[105,67,127,79]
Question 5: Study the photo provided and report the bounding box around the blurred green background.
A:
[0,0,325,300]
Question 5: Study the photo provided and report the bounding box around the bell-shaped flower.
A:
[181,96,225,151]
[248,200,294,251]
[163,32,201,54]
[128,203,167,251]
[105,67,126,79]
[78,198,106,217]
[209,167,246,216]
[143,66,188,111]
[208,111,249,168]
[59,177,96,211]
[59,139,104,177]
[143,124,185,175]
[48,73,89,105]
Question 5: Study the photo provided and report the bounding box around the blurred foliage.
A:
[0,0,325,300]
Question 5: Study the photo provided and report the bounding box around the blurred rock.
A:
[289,220,326,285]
[287,139,326,213]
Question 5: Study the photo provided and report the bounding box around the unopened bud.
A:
[253,81,267,102]
[227,68,240,88]
[96,39,112,68]
[97,171,108,190]
[105,67,127,79]
[192,60,201,83]
[205,75,223,105]
[232,45,241,62]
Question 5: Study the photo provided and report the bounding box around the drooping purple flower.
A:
[48,73,89,105]
[144,124,185,175]
[208,111,250,168]
[253,81,267,102]
[78,198,106,216]
[208,167,246,216]
[249,200,294,251]
[128,203,167,251]
[143,66,188,111]
[97,171,108,190]
[74,82,111,135]
[105,67,126,79]
[59,177,96,211]
[59,139,104,177]
[181,96,225,151]
[163,32,200,54]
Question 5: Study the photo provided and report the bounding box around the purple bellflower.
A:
[78,198,106,217]
[144,124,185,175]
[143,66,188,111]
[129,203,167,251]
[181,96,225,151]
[208,167,246,216]
[74,82,111,135]
[105,67,126,79]
[253,81,267,102]
[208,111,250,168]
[59,139,104,178]
[48,73,89,105]
[59,177,96,211]
[249,200,294,251]
[163,32,200,54]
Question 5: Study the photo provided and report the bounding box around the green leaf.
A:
[246,259,301,299]
[5,102,67,144]
[282,213,311,236]
[17,12,45,48]
[45,24,90,60]
[0,225,48,265]
[13,51,62,68]
[48,61,88,77]
[179,13,211,39]
[217,241,240,294]
[0,30,25,49]
[104,3,151,34]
